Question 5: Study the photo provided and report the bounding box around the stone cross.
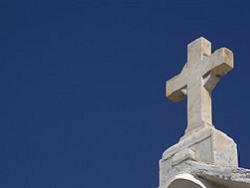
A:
[166,37,234,133]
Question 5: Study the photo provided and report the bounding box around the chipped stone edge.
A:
[160,160,250,188]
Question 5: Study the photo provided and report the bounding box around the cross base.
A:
[159,126,238,186]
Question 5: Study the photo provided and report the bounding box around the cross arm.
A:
[202,48,234,91]
[203,48,234,77]
[166,72,187,102]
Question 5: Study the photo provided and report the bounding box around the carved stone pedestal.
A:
[159,126,238,187]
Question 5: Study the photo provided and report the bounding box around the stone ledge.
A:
[160,161,250,188]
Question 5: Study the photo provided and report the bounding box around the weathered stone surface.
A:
[159,126,238,186]
[166,37,233,133]
[161,161,250,188]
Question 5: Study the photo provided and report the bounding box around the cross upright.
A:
[166,37,234,133]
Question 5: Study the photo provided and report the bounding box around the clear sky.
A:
[1,0,250,187]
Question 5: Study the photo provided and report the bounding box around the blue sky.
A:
[0,0,250,187]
